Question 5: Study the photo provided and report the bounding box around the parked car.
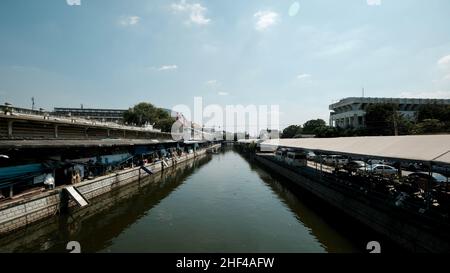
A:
[275,148,288,161]
[306,151,316,161]
[359,164,398,176]
[285,151,307,167]
[408,172,449,183]
[366,159,395,166]
[344,160,367,173]
[408,172,449,190]
[400,162,423,172]
[431,164,450,176]
[322,155,349,166]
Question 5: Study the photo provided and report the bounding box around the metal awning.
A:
[236,139,263,144]
[184,140,208,144]
[0,139,178,149]
[261,135,450,165]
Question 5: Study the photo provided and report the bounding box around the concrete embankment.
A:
[254,154,450,253]
[0,155,212,252]
[0,148,213,236]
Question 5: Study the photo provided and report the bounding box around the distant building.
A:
[53,107,185,124]
[259,129,280,140]
[53,107,126,123]
[329,97,450,129]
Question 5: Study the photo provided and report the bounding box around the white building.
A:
[329,97,450,129]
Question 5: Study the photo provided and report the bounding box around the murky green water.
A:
[0,149,361,253]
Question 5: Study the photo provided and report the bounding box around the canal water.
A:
[0,149,362,253]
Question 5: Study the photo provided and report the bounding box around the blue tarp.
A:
[0,164,44,181]
[0,163,45,188]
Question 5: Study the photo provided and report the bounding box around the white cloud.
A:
[296,26,367,58]
[66,0,81,6]
[437,55,450,83]
[158,65,178,71]
[170,0,210,25]
[366,0,381,6]
[218,92,229,96]
[205,80,218,86]
[399,90,450,99]
[119,16,141,26]
[438,54,450,66]
[254,10,279,31]
[319,39,362,56]
[297,74,311,80]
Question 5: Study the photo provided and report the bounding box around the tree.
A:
[417,104,450,122]
[365,103,398,135]
[302,119,327,134]
[281,125,302,138]
[314,126,340,138]
[155,117,177,132]
[364,103,413,136]
[412,119,447,135]
[123,102,176,132]
[410,104,450,135]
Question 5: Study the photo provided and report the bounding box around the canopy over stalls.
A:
[236,139,263,144]
[261,135,450,165]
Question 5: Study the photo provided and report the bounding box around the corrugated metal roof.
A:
[237,139,263,144]
[0,139,177,149]
[261,135,450,164]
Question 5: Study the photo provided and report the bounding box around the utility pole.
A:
[393,106,399,136]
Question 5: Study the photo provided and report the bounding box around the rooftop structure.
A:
[329,97,450,129]
[261,135,450,165]
[53,107,126,123]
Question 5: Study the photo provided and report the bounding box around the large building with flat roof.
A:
[53,107,126,123]
[329,97,450,129]
[53,107,188,125]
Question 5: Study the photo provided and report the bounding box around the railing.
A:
[260,155,450,228]
[0,105,164,134]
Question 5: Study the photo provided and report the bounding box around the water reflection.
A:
[238,153,359,253]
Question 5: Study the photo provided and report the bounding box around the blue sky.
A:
[1,0,450,127]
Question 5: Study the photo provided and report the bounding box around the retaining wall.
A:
[0,150,206,236]
[255,154,450,253]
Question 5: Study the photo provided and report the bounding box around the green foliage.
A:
[281,125,302,138]
[276,103,450,139]
[365,103,397,135]
[408,104,449,135]
[247,142,257,152]
[417,104,450,122]
[123,102,176,132]
[314,126,340,138]
[412,119,448,134]
[302,119,326,134]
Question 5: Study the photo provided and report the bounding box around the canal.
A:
[0,149,364,253]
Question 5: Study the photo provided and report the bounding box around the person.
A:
[43,173,55,190]
[71,169,81,184]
